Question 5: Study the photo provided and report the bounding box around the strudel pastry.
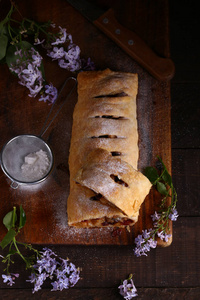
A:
[67,69,151,227]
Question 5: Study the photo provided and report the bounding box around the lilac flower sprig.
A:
[118,274,138,299]
[0,206,80,292]
[134,157,178,257]
[0,3,95,103]
[27,247,80,293]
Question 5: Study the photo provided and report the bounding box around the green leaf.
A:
[0,34,8,60]
[156,181,168,196]
[161,169,172,186]
[8,249,17,255]
[157,156,172,186]
[5,44,19,69]
[20,41,33,50]
[3,208,17,230]
[0,228,16,249]
[0,24,8,36]
[39,61,45,79]
[144,166,159,184]
[19,205,26,229]
[0,25,8,63]
[6,41,32,69]
[0,21,7,35]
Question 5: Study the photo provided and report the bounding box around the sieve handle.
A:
[10,181,19,189]
[39,77,77,138]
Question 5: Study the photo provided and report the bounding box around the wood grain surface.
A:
[0,287,200,300]
[0,0,172,246]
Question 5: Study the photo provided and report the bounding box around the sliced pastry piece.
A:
[75,149,152,218]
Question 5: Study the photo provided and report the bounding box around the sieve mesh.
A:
[1,135,53,183]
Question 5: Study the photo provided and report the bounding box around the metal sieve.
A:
[0,77,77,188]
[0,134,54,188]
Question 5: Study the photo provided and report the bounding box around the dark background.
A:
[170,0,200,220]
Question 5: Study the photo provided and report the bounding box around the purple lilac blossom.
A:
[34,38,45,45]
[27,247,80,293]
[58,59,69,69]
[10,26,95,102]
[142,229,151,239]
[46,26,82,72]
[151,211,161,222]
[32,52,43,67]
[134,229,157,257]
[81,57,96,71]
[38,83,58,103]
[169,208,179,221]
[157,231,171,242]
[47,43,81,72]
[51,26,68,45]
[63,44,81,71]
[134,207,177,256]
[2,273,19,286]
[42,25,95,73]
[10,47,57,102]
[148,238,158,248]
[28,83,44,97]
[10,47,44,98]
[47,46,65,60]
[14,48,23,56]
[118,276,138,299]
[21,65,42,86]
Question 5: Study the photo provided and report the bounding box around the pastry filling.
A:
[91,135,125,139]
[111,151,122,156]
[94,115,127,120]
[90,193,102,201]
[94,92,128,98]
[110,174,129,187]
[73,216,135,227]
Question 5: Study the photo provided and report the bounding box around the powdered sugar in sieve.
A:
[0,134,54,185]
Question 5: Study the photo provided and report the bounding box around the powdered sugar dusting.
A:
[48,177,115,243]
[52,194,113,240]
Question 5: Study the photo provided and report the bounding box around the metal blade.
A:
[66,0,105,22]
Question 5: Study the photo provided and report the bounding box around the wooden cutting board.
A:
[0,0,172,245]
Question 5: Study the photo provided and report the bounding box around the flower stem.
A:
[12,237,29,267]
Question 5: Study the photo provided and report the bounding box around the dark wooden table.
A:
[0,0,199,299]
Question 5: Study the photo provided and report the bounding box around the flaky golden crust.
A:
[67,69,143,227]
[75,149,152,218]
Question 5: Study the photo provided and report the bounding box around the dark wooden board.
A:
[0,0,172,245]
[171,83,200,148]
[170,0,200,82]
[172,149,200,216]
[1,288,200,300]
